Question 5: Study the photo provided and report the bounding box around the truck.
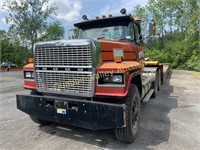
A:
[16,8,169,143]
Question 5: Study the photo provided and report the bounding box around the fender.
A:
[95,61,143,97]
[127,71,142,97]
[23,63,34,71]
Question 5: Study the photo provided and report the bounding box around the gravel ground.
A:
[0,70,200,150]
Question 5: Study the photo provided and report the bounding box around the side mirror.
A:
[149,20,156,37]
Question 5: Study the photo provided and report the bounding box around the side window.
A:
[134,23,141,42]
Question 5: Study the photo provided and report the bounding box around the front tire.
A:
[115,84,141,143]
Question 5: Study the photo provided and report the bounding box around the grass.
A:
[192,71,200,79]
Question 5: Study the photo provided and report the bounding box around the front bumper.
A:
[16,95,126,130]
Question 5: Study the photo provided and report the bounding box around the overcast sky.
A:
[0,0,148,38]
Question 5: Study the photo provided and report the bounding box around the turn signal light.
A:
[114,56,123,63]
[28,58,34,63]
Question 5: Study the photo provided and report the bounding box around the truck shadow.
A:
[39,71,177,149]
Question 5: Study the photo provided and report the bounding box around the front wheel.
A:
[115,84,141,143]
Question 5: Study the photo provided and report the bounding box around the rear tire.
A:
[158,69,161,91]
[114,84,141,143]
[151,71,159,98]
[29,90,51,125]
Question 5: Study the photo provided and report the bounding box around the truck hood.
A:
[98,39,142,61]
[34,38,142,64]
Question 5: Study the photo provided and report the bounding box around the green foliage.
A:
[132,5,149,35]
[187,49,200,71]
[1,0,65,66]
[69,28,79,39]
[134,0,200,71]
[145,39,194,69]
[3,0,58,51]
[40,21,65,41]
[0,29,32,67]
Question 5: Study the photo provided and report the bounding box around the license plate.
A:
[57,108,67,115]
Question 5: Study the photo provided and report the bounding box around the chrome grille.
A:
[35,45,92,67]
[34,40,94,97]
[36,71,93,96]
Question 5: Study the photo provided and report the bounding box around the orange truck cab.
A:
[17,9,169,143]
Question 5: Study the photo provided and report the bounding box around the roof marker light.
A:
[128,13,132,17]
[102,15,106,19]
[120,8,127,15]
[82,15,88,21]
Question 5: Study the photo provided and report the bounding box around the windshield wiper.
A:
[97,36,105,39]
[118,38,126,40]
[118,37,131,41]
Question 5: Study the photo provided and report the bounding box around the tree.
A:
[132,5,149,36]
[40,21,65,41]
[3,0,57,51]
[0,29,32,66]
[0,29,7,39]
[137,0,200,71]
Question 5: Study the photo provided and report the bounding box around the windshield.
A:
[79,26,129,40]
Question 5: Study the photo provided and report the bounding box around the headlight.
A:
[24,71,34,79]
[98,73,124,85]
[112,75,123,83]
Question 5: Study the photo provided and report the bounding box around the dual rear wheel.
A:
[151,69,161,98]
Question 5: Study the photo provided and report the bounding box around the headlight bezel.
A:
[98,73,125,86]
[24,71,34,80]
